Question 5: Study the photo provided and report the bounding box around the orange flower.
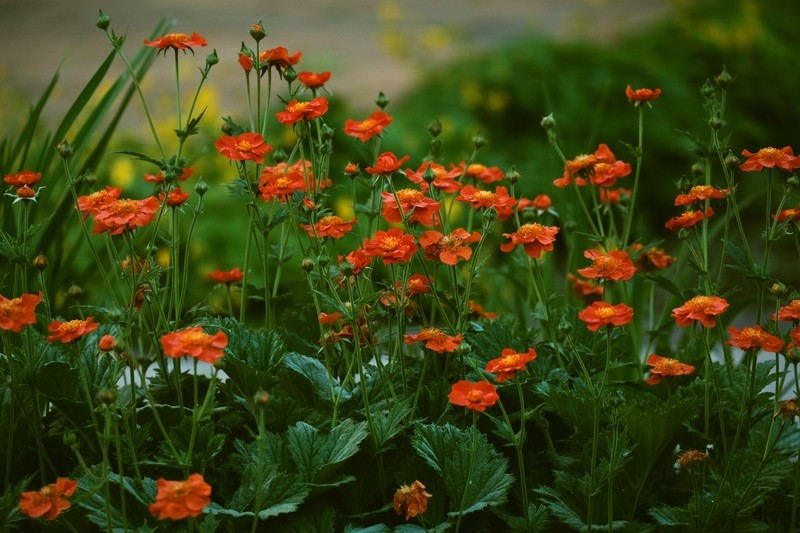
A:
[405,162,463,193]
[144,32,207,52]
[740,146,800,172]
[362,228,418,264]
[500,223,559,259]
[448,380,499,412]
[161,187,190,207]
[405,327,462,353]
[0,292,42,332]
[393,480,432,522]
[258,161,311,202]
[675,449,708,469]
[418,228,481,265]
[468,300,497,320]
[144,167,193,184]
[645,354,695,385]
[318,311,343,326]
[208,267,244,284]
[149,473,212,520]
[215,132,272,164]
[405,274,432,296]
[47,317,99,343]
[485,347,537,383]
[344,162,360,176]
[578,301,634,332]
[301,215,357,239]
[726,325,784,353]
[599,188,630,205]
[238,52,253,72]
[589,160,631,188]
[19,477,77,521]
[339,248,372,277]
[464,163,504,184]
[553,143,616,187]
[258,46,302,70]
[297,70,331,89]
[343,110,392,142]
[365,152,411,175]
[276,97,329,125]
[98,334,118,352]
[456,185,517,219]
[774,205,800,223]
[161,327,228,364]
[625,85,662,105]
[92,196,161,235]
[665,207,714,232]
[774,300,800,322]
[518,194,552,211]
[674,185,728,206]
[577,249,636,281]
[76,186,122,218]
[672,295,729,328]
[4,169,41,187]
[567,273,604,303]
[381,188,441,226]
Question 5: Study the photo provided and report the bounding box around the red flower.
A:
[144,167,193,184]
[343,111,392,142]
[0,292,42,332]
[419,228,481,265]
[553,143,616,187]
[578,301,634,332]
[76,186,121,218]
[215,132,272,164]
[149,473,212,520]
[740,146,800,172]
[404,327,462,353]
[672,295,729,328]
[774,300,800,322]
[318,311,343,326]
[365,152,411,175]
[258,47,302,70]
[625,85,662,105]
[589,160,632,188]
[98,334,118,352]
[726,325,784,353]
[339,248,372,277]
[362,228,418,264]
[92,196,161,235]
[405,274,432,296]
[301,215,357,239]
[577,249,636,282]
[208,267,244,284]
[567,273,604,303]
[161,327,228,364]
[639,247,675,271]
[19,478,77,521]
[468,301,497,320]
[258,161,311,202]
[276,97,329,125]
[674,185,728,206]
[4,169,41,187]
[599,188,630,205]
[485,347,537,383]
[464,163,504,184]
[645,354,695,385]
[500,223,559,259]
[665,207,714,231]
[774,206,800,223]
[381,188,441,226]
[456,185,517,219]
[518,194,552,211]
[144,32,207,52]
[393,480,432,522]
[448,380,499,412]
[344,162,360,176]
[161,187,190,207]
[405,162,463,193]
[298,71,331,89]
[47,317,99,343]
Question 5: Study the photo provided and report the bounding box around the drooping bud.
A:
[271,146,287,163]
[68,284,84,299]
[690,162,704,178]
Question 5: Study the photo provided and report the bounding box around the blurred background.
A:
[1,0,799,320]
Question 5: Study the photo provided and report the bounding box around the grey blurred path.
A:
[0,0,670,112]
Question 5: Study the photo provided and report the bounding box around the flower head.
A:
[19,478,77,521]
[645,354,695,385]
[301,215,357,239]
[464,163,504,184]
[91,196,161,235]
[98,334,118,352]
[665,207,715,232]
[365,152,410,175]
[144,32,207,53]
[343,110,392,142]
[485,347,537,383]
[740,146,800,172]
[404,327,462,353]
[362,228,418,264]
[215,132,272,164]
[578,301,634,332]
[144,167,193,184]
[208,267,244,284]
[76,186,122,219]
[500,223,559,259]
[418,228,481,265]
[276,97,329,125]
[625,85,662,105]
[726,325,784,353]
[672,295,729,328]
[381,188,440,226]
[298,70,331,89]
[675,449,708,469]
[161,327,228,364]
[0,292,42,332]
[774,300,800,322]
[4,170,41,187]
[577,249,636,281]
[588,160,632,188]
[149,473,212,520]
[47,317,99,343]
[567,273,604,303]
[405,162,463,193]
[258,46,302,70]
[674,185,728,206]
[448,380,499,412]
[468,300,497,320]
[456,185,517,219]
[393,480,432,522]
[161,187,190,207]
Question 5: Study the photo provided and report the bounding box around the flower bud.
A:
[317,253,330,267]
[427,119,442,138]
[98,387,117,405]
[690,163,704,178]
[272,146,287,163]
[253,389,270,408]
[375,91,390,109]
[250,21,266,42]
[57,140,73,159]
[482,207,498,223]
[724,151,740,169]
[455,341,471,356]
[98,334,118,352]
[194,177,209,197]
[505,165,520,185]
[422,165,437,184]
[339,260,355,277]
[80,170,97,187]
[715,66,734,89]
[708,116,726,131]
[206,49,219,67]
[301,257,316,272]
[472,132,487,150]
[221,121,234,135]
[16,186,35,199]
[320,123,334,141]
[678,228,690,241]
[540,113,556,130]
[788,175,800,189]
[96,10,110,30]
[699,79,716,99]
[63,431,79,448]
[283,65,297,83]
[769,281,789,298]
[68,284,84,299]
[33,254,48,271]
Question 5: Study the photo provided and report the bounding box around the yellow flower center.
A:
[275,177,291,189]
[473,190,496,203]
[420,328,447,341]
[466,389,484,403]
[235,140,253,151]
[517,223,546,239]
[690,185,713,196]
[741,328,764,342]
[593,255,622,276]
[182,331,209,347]
[319,215,343,225]
[290,101,312,113]
[381,236,400,251]
[358,118,376,131]
[58,319,86,334]
[0,299,21,320]
[754,147,782,161]
[594,306,616,319]
[109,199,140,215]
[686,296,712,312]
[396,189,424,203]
[499,353,522,367]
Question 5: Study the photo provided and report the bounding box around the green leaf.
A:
[412,422,513,517]
[111,150,163,167]
[642,273,686,300]
[287,419,369,485]
[369,400,411,453]
[648,504,689,526]
[724,240,757,276]
[283,352,349,402]
[36,361,79,400]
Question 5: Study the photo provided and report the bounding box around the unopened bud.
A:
[63,431,79,447]
[456,341,471,356]
[540,113,556,130]
[699,79,716,99]
[205,49,219,67]
[769,281,789,298]
[320,123,334,141]
[33,254,48,271]
[250,21,266,42]
[339,260,355,277]
[724,151,740,169]
[375,91,390,110]
[194,177,209,196]
[96,10,110,30]
[253,389,270,408]
[317,253,330,267]
[690,163,704,178]
[715,66,734,89]
[80,170,97,187]
[472,132,487,150]
[68,285,84,299]
[98,387,116,404]
[283,65,297,83]
[57,140,73,159]
[427,119,442,138]
[301,258,316,272]
[505,166,520,184]
[678,228,690,241]
[483,207,498,223]
[422,165,437,184]
[708,116,726,131]
[788,175,800,189]
[272,147,287,163]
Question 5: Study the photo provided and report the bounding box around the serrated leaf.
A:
[287,419,369,484]
[369,400,411,452]
[36,361,79,400]
[648,504,689,526]
[724,240,756,276]
[642,273,685,300]
[412,422,513,517]
[283,352,348,402]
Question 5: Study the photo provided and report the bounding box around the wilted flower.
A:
[393,480,432,522]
